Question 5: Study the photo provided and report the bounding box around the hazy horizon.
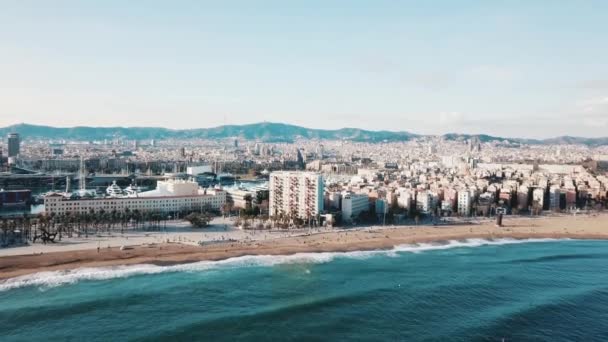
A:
[1,1,607,138]
[2,121,608,141]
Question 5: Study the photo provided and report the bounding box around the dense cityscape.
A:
[3,1,608,340]
[2,125,607,244]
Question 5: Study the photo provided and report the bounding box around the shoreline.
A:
[1,214,608,281]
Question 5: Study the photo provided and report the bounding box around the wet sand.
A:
[1,214,607,280]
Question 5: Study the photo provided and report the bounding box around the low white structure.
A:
[341,192,369,222]
[44,180,225,215]
[186,165,212,176]
[225,188,253,209]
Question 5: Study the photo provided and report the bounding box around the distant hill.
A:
[0,123,418,143]
[539,136,608,146]
[441,133,541,145]
[0,122,606,145]
[442,133,608,146]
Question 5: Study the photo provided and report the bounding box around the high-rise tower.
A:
[7,133,20,157]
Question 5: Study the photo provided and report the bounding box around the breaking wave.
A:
[0,238,560,292]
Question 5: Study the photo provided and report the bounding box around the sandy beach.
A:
[1,213,607,280]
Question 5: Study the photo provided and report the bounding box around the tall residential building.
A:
[296,148,305,170]
[269,171,324,220]
[416,191,432,214]
[532,188,545,209]
[7,133,20,157]
[549,185,561,211]
[397,189,414,210]
[316,144,324,159]
[517,186,530,210]
[457,190,471,216]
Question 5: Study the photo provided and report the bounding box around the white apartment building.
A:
[416,191,432,214]
[341,192,369,222]
[457,190,472,216]
[532,188,545,209]
[44,180,226,215]
[269,171,324,220]
[397,190,414,210]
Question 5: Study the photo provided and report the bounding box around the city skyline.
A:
[1,1,608,138]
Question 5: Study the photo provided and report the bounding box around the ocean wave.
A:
[0,238,560,292]
[393,237,561,253]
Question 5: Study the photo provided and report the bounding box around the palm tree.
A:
[0,217,9,246]
[244,194,253,211]
[110,209,119,232]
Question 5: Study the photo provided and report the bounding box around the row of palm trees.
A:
[0,208,191,247]
[235,212,322,230]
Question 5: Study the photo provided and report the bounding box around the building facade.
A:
[225,188,253,209]
[44,180,225,215]
[457,190,471,216]
[269,171,324,220]
[416,191,432,214]
[7,133,20,157]
[549,185,561,211]
[341,192,369,222]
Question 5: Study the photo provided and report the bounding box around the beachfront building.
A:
[532,188,545,209]
[225,188,253,209]
[341,192,369,222]
[549,185,561,211]
[269,171,324,220]
[517,186,530,211]
[43,179,226,215]
[224,182,269,209]
[397,189,414,210]
[457,190,472,216]
[416,191,433,215]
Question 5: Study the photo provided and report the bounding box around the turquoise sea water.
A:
[1,239,608,341]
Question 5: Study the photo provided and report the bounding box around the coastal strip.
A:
[1,214,607,281]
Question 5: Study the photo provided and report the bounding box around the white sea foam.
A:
[0,238,560,292]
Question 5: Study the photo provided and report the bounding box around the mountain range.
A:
[0,123,607,146]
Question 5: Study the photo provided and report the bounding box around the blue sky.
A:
[1,0,607,138]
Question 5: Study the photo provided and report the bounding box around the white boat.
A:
[105,181,124,197]
[124,183,145,196]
